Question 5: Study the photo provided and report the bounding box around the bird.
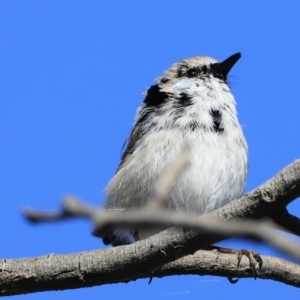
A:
[98,53,248,247]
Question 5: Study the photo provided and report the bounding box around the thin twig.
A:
[24,194,300,262]
[91,207,300,261]
[23,196,98,222]
[148,145,191,208]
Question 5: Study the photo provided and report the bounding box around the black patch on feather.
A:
[210,109,224,133]
[187,121,199,131]
[144,84,168,106]
[177,92,193,107]
[160,77,169,84]
[137,84,169,125]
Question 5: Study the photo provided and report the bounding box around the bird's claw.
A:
[236,249,262,279]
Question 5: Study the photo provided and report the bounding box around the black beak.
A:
[211,52,241,79]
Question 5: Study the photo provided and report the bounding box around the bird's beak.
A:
[211,52,241,78]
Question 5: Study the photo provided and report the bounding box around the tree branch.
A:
[273,210,300,236]
[24,196,300,261]
[157,251,300,287]
[12,159,300,296]
[1,250,300,296]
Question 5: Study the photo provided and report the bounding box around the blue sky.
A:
[1,1,300,299]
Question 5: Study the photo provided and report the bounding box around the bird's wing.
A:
[116,121,146,172]
[96,123,146,246]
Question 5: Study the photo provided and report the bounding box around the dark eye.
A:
[186,68,198,78]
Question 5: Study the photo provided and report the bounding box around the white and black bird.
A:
[99,53,248,247]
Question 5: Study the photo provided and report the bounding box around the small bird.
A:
[100,53,248,247]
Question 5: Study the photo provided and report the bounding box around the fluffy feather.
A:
[99,53,248,246]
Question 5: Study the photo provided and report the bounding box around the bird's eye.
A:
[186,68,198,78]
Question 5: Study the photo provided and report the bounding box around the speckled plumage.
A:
[100,53,248,246]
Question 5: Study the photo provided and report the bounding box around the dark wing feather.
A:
[116,122,146,172]
[95,124,146,246]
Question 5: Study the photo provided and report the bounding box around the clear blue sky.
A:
[1,1,300,299]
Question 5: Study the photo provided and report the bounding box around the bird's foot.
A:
[207,246,262,282]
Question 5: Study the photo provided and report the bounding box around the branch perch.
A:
[1,251,300,296]
[3,159,296,296]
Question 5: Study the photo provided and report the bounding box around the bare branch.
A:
[148,144,191,208]
[17,159,300,296]
[23,160,300,263]
[25,196,300,262]
[157,251,300,287]
[22,208,71,222]
[91,208,300,261]
[23,196,98,222]
[1,250,300,296]
[273,210,300,237]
